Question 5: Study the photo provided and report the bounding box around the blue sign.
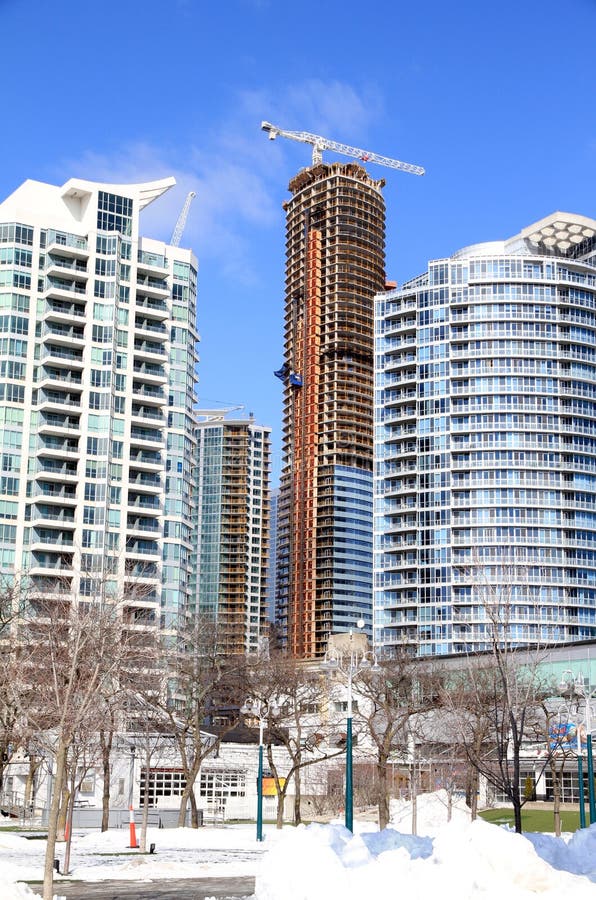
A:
[549,722,587,752]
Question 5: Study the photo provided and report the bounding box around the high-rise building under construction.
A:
[275,162,387,658]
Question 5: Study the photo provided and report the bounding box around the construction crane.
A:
[261,121,425,176]
[170,190,196,247]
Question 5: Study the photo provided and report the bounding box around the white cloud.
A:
[57,78,384,284]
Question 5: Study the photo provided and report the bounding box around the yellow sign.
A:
[262,776,285,796]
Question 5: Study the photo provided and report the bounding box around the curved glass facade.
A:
[374,213,596,656]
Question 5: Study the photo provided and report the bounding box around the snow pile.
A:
[255,798,596,900]
[0,877,37,900]
[2,795,596,899]
[525,827,596,882]
[389,788,471,833]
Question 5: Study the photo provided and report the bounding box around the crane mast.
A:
[261,120,425,175]
[170,190,197,247]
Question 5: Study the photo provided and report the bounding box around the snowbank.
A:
[0,880,37,900]
[2,793,596,899]
[255,818,596,900]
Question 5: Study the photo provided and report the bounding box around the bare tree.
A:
[154,615,246,828]
[245,655,344,828]
[18,593,134,900]
[123,693,176,852]
[354,654,440,830]
[0,579,35,799]
[443,555,559,834]
[440,649,554,834]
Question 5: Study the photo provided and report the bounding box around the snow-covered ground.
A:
[1,793,595,900]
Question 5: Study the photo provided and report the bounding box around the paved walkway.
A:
[29,875,255,899]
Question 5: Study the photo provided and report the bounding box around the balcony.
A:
[133,362,166,382]
[30,507,76,526]
[35,459,78,479]
[31,483,77,502]
[129,450,163,470]
[37,368,82,389]
[127,495,162,513]
[125,540,160,559]
[40,345,84,368]
[134,340,167,359]
[30,531,75,551]
[37,390,81,411]
[130,426,164,447]
[41,299,86,323]
[38,413,81,436]
[135,295,169,320]
[42,323,85,346]
[43,278,87,301]
[45,255,88,281]
[128,472,162,491]
[131,405,166,425]
[127,517,160,536]
[135,275,169,298]
[131,383,166,406]
[36,437,80,459]
[137,250,168,273]
[45,230,88,259]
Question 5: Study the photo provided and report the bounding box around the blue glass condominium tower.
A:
[375,212,596,657]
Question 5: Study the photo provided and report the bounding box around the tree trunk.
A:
[100,729,113,832]
[140,751,151,853]
[293,767,301,825]
[377,753,390,831]
[62,769,77,875]
[551,761,562,837]
[42,740,68,900]
[177,756,201,827]
[57,784,70,841]
[512,751,523,834]
[276,789,286,829]
[411,756,418,836]
[190,788,199,828]
[24,757,39,817]
[467,765,479,820]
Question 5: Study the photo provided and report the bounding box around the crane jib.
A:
[260,120,425,176]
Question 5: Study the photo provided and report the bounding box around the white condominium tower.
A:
[0,176,198,631]
[375,212,596,657]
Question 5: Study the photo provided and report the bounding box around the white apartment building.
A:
[0,176,198,629]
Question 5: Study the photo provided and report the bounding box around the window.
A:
[199,770,246,808]
[140,769,186,808]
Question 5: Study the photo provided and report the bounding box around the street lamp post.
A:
[241,699,277,841]
[577,729,586,830]
[322,621,380,833]
[559,670,596,825]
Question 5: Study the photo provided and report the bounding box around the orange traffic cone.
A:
[129,805,138,848]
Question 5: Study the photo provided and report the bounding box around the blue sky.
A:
[2,0,596,482]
